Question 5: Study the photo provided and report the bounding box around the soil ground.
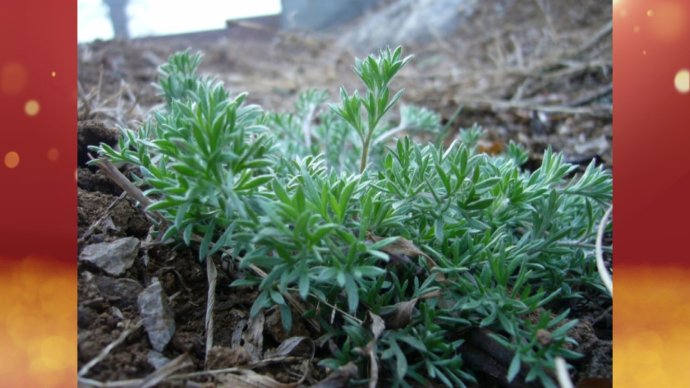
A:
[77,1,612,386]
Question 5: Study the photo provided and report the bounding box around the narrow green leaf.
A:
[507,353,521,382]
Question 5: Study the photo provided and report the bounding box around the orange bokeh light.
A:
[47,147,60,162]
[25,99,40,116]
[0,62,28,95]
[675,69,690,94]
[0,257,76,386]
[616,267,690,387]
[4,151,20,169]
[648,2,688,42]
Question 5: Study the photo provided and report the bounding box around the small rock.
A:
[138,278,176,352]
[78,332,101,362]
[94,276,143,308]
[110,306,124,320]
[80,237,140,276]
[206,346,252,369]
[147,350,171,369]
[78,306,99,329]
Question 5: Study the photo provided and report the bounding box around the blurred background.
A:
[78,0,282,42]
[77,0,612,168]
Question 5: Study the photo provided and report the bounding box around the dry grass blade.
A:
[79,343,315,388]
[78,376,142,387]
[368,312,386,340]
[265,336,315,360]
[78,319,143,378]
[554,357,574,388]
[78,191,127,244]
[90,156,167,226]
[311,362,358,388]
[570,20,612,58]
[138,353,193,388]
[244,262,321,332]
[205,257,218,367]
[242,312,265,362]
[309,292,363,325]
[595,205,613,296]
[370,234,446,282]
[373,235,430,260]
[367,347,379,388]
[366,312,386,388]
[79,292,180,381]
[215,369,300,388]
[381,298,418,330]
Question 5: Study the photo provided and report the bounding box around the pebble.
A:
[137,278,176,352]
[79,237,140,276]
[94,276,143,308]
[147,350,171,369]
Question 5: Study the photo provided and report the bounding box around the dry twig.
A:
[78,319,143,378]
[204,256,218,367]
[79,191,128,244]
[595,205,613,296]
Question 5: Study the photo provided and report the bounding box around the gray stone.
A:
[147,350,171,369]
[80,237,140,276]
[138,278,176,352]
[94,276,143,308]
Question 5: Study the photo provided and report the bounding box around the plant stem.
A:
[302,104,316,148]
[360,134,371,173]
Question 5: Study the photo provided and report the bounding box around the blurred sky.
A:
[78,0,282,42]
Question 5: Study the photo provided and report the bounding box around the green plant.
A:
[91,47,612,387]
[331,46,412,172]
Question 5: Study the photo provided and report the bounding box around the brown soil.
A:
[77,1,612,386]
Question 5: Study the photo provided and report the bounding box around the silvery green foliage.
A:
[91,48,611,387]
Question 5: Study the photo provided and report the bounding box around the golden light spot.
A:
[612,0,621,6]
[47,148,59,162]
[24,99,40,116]
[0,258,77,385]
[648,2,688,42]
[4,151,20,169]
[675,69,690,94]
[1,62,28,95]
[616,267,690,387]
[647,9,654,17]
[36,336,72,371]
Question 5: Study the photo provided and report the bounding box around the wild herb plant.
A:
[91,47,612,387]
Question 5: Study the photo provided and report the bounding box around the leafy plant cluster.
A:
[92,47,611,387]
